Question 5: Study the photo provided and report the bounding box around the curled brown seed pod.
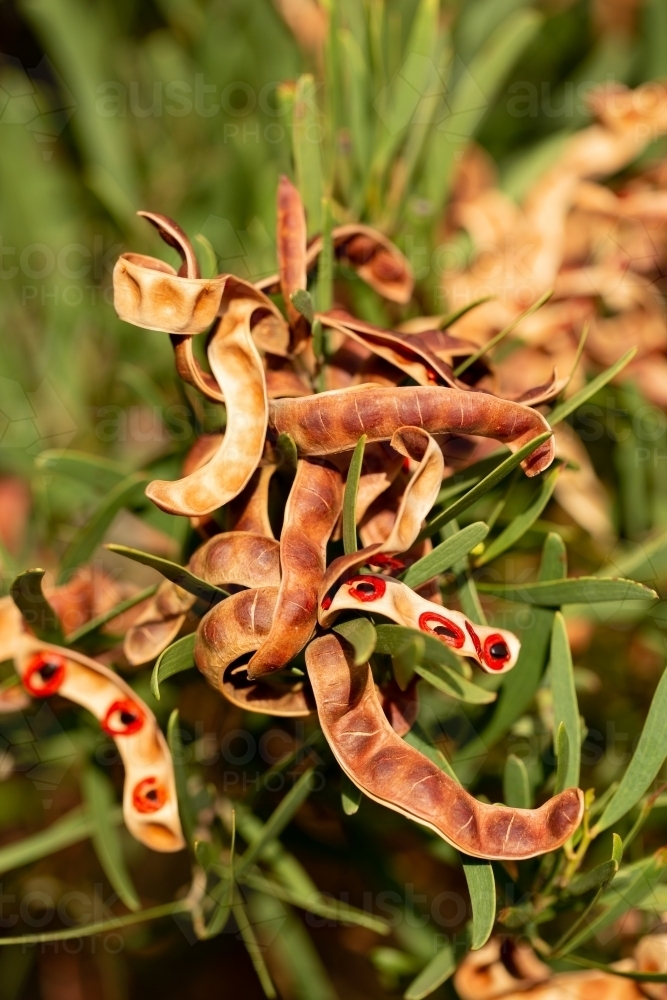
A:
[246,458,343,679]
[124,531,281,666]
[227,463,278,538]
[14,637,185,852]
[195,587,314,716]
[321,427,443,599]
[380,677,419,737]
[268,385,554,475]
[146,297,268,516]
[306,633,584,860]
[277,175,308,334]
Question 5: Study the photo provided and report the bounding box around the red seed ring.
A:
[418,612,465,649]
[483,633,511,670]
[102,699,145,736]
[347,575,387,603]
[132,777,167,814]
[465,621,484,661]
[23,652,67,697]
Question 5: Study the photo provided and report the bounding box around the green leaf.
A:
[0,805,121,876]
[343,434,366,555]
[36,449,130,493]
[244,871,390,931]
[167,709,196,849]
[10,569,64,644]
[503,755,530,808]
[549,347,637,426]
[0,901,190,947]
[277,432,298,471]
[289,288,314,324]
[595,665,667,832]
[66,584,158,645]
[341,773,362,816]
[454,290,552,377]
[58,473,150,582]
[315,196,334,312]
[417,432,553,542]
[332,617,377,665]
[415,662,496,704]
[401,522,489,589]
[550,614,580,790]
[462,856,496,950]
[81,766,141,912]
[560,955,667,984]
[477,577,657,606]
[236,769,317,877]
[293,75,324,235]
[475,466,561,566]
[404,941,456,1000]
[553,834,623,956]
[438,296,494,329]
[392,635,423,691]
[553,722,570,795]
[151,634,196,701]
[374,624,468,675]
[568,858,622,898]
[106,544,228,604]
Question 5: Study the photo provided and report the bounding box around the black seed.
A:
[490,642,508,660]
[433,625,457,639]
[356,582,375,593]
[39,662,59,680]
[146,788,158,801]
[120,711,137,726]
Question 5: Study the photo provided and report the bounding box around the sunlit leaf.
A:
[106,544,228,604]
[549,347,637,426]
[462,856,496,950]
[151,634,196,700]
[343,434,366,555]
[401,522,488,589]
[503,754,530,808]
[332,617,377,665]
[477,577,657,605]
[475,466,561,566]
[550,614,580,790]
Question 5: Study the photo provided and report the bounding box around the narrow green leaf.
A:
[560,955,667,984]
[462,857,496,950]
[343,434,366,555]
[58,473,149,582]
[10,569,63,644]
[36,449,130,493]
[0,901,190,947]
[67,585,158,645]
[454,290,552,377]
[341,773,362,816]
[415,662,496,704]
[477,577,657,606]
[333,617,377,665]
[167,709,196,848]
[289,288,314,324]
[234,893,279,998]
[401,522,488,589]
[417,432,552,542]
[106,544,227,604]
[558,846,667,956]
[475,466,561,566]
[438,296,494,329]
[404,941,456,1000]
[0,806,122,876]
[503,755,530,808]
[201,877,233,940]
[236,769,317,877]
[81,766,140,912]
[568,861,619,898]
[151,634,196,700]
[374,624,468,675]
[549,348,637,426]
[393,636,423,691]
[293,74,324,235]
[550,614,580,790]
[596,665,667,832]
[277,432,298,471]
[315,196,333,312]
[554,722,570,795]
[553,834,623,956]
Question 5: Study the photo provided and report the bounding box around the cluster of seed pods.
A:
[61,174,583,858]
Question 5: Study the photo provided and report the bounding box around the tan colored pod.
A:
[113,253,228,335]
[269,384,554,475]
[195,587,314,717]
[306,633,583,860]
[453,938,549,1000]
[321,574,520,674]
[13,637,185,853]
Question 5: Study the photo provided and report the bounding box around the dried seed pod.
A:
[277,175,308,333]
[268,385,554,475]
[306,633,583,859]
[124,531,281,666]
[146,297,268,516]
[453,938,550,1000]
[321,427,444,599]
[247,458,343,679]
[228,461,278,538]
[380,677,419,737]
[195,587,314,716]
[634,933,667,1000]
[322,575,519,674]
[14,637,185,852]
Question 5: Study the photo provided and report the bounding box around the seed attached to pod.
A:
[133,777,168,814]
[483,634,511,670]
[348,575,387,603]
[418,612,465,649]
[102,699,145,736]
[23,652,66,697]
